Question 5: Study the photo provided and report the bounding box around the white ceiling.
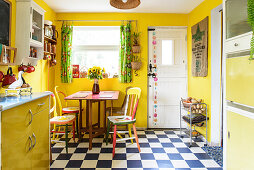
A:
[43,0,204,13]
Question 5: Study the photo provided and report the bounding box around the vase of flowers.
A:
[88,66,105,94]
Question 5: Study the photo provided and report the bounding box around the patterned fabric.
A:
[61,23,73,83]
[108,115,135,124]
[50,130,222,169]
[120,23,132,83]
[50,115,75,124]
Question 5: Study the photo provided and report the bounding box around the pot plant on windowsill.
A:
[88,66,105,94]
[132,32,141,53]
[131,55,142,70]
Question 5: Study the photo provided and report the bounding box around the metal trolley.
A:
[180,100,208,147]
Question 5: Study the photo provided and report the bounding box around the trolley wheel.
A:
[180,135,184,138]
[204,144,207,147]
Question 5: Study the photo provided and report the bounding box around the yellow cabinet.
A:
[227,111,254,170]
[226,55,254,106]
[1,96,50,170]
[31,109,50,170]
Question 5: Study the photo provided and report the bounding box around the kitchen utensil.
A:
[2,67,16,87]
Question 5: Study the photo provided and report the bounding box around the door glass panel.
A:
[226,0,252,39]
[162,40,174,65]
[32,10,42,43]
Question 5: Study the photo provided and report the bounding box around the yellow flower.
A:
[102,68,105,73]
[98,70,101,75]
[92,68,96,73]
[88,69,91,74]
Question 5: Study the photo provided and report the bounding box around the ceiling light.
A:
[110,0,141,9]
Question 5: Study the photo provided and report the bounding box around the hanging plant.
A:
[248,0,254,60]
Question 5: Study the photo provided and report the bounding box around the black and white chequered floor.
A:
[50,130,222,170]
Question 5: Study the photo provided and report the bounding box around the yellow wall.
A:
[0,0,56,93]
[187,0,222,141]
[55,13,188,127]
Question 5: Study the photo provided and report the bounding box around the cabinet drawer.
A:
[225,33,252,54]
[2,104,33,146]
[28,96,49,115]
[2,134,32,170]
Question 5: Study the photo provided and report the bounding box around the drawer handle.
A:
[234,43,239,47]
[38,102,45,106]
[32,133,37,148]
[28,109,33,125]
[28,136,33,151]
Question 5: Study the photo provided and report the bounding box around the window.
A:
[162,40,174,65]
[72,26,120,77]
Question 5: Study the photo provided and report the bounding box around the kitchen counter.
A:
[0,91,52,111]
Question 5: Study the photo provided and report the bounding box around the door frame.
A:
[147,26,188,129]
[211,4,223,146]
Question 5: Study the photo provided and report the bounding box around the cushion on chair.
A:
[108,116,136,125]
[50,115,76,124]
[106,107,124,114]
[62,107,80,114]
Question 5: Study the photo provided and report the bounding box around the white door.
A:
[148,27,188,128]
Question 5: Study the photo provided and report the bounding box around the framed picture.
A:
[0,0,11,46]
[191,17,208,77]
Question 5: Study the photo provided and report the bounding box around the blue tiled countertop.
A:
[0,91,52,111]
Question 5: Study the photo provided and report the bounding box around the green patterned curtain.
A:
[61,22,73,83]
[119,23,132,83]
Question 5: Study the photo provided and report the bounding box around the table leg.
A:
[79,100,82,141]
[110,100,113,143]
[104,100,106,132]
[86,101,89,128]
[111,100,113,116]
[89,100,93,150]
[98,101,100,128]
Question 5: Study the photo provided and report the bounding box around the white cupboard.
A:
[15,0,45,66]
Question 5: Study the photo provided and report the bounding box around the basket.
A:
[131,61,142,70]
[181,98,192,108]
[132,45,141,53]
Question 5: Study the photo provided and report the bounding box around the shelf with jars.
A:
[43,20,57,66]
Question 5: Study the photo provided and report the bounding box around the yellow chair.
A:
[105,87,141,158]
[55,86,80,138]
[50,93,76,154]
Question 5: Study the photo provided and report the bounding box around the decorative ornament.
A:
[152,31,158,126]
[110,0,141,9]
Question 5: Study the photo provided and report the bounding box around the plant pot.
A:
[92,79,100,94]
[131,61,142,70]
[132,45,141,53]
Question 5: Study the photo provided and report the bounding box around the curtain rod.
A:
[56,19,137,22]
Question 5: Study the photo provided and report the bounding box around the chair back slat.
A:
[126,87,141,120]
[129,94,134,117]
[123,95,130,116]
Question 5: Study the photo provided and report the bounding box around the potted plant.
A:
[131,55,142,70]
[88,66,105,94]
[132,32,141,53]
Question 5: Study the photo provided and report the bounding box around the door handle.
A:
[28,109,33,125]
[28,136,33,151]
[148,73,156,78]
[32,133,37,148]
[38,102,45,106]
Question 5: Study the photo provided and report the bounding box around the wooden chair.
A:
[55,86,80,138]
[106,86,133,142]
[105,87,141,158]
[50,93,76,154]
